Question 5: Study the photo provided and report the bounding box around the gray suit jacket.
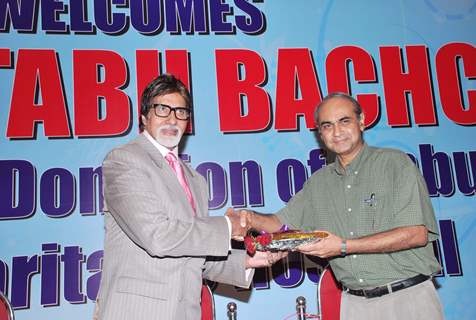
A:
[95,134,253,320]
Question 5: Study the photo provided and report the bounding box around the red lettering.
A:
[436,42,476,125]
[326,46,379,128]
[7,49,70,138]
[165,50,190,89]
[215,49,270,132]
[380,45,436,126]
[73,50,129,137]
[0,48,11,67]
[275,48,322,131]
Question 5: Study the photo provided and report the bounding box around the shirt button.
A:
[347,208,352,212]
[346,184,351,189]
[350,231,354,236]
[353,255,357,258]
[354,171,358,175]
[359,279,364,283]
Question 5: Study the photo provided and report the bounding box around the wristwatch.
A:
[340,240,347,257]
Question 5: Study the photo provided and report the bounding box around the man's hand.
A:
[225,208,253,240]
[245,251,288,268]
[296,231,342,258]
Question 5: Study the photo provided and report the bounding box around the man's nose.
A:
[165,111,178,124]
[332,123,342,136]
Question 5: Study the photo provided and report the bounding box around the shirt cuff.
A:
[224,215,232,250]
[245,268,253,281]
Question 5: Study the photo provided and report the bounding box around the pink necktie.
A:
[165,152,196,214]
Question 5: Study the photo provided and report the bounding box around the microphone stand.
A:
[296,296,307,320]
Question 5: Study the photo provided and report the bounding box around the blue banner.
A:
[1,1,475,319]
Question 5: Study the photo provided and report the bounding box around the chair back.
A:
[0,291,14,320]
[201,283,215,320]
[317,267,342,320]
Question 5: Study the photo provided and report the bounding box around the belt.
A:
[343,274,430,299]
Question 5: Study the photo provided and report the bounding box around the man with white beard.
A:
[94,74,285,320]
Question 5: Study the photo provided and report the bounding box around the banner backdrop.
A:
[1,1,475,319]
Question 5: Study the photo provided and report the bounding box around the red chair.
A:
[317,267,342,320]
[201,283,215,320]
[0,291,14,320]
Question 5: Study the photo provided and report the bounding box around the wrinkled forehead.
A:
[150,92,188,107]
[317,97,356,123]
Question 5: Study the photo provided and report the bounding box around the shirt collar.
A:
[143,130,178,158]
[334,142,369,176]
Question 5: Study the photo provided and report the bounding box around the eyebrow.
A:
[319,115,352,126]
[153,103,190,109]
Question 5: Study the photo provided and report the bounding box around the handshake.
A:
[225,207,284,240]
[225,208,255,240]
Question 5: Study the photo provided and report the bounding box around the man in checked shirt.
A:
[232,92,444,320]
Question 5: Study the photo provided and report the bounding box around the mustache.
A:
[158,124,183,135]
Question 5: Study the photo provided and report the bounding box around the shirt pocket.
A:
[116,276,170,301]
[359,192,378,235]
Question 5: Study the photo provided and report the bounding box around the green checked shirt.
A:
[277,143,441,289]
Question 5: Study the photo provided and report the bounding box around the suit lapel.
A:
[135,134,195,215]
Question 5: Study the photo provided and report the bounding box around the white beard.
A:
[155,124,183,148]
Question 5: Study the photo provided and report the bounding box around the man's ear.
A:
[359,113,366,131]
[141,114,148,127]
